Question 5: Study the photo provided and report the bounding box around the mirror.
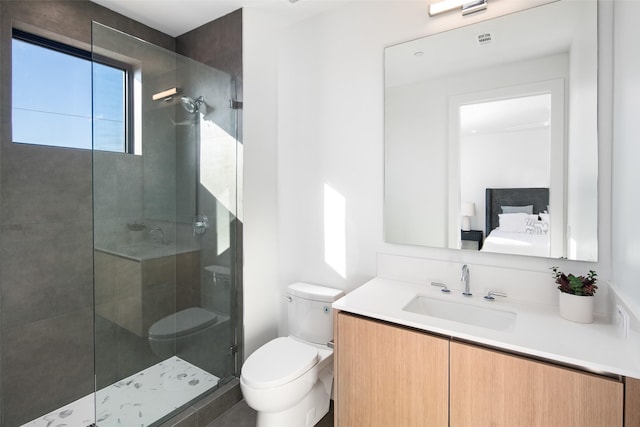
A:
[384,0,598,261]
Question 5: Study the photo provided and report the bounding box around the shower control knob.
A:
[193,214,209,236]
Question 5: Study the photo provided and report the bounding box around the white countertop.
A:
[333,277,640,378]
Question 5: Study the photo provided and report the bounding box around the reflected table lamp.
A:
[461,202,476,231]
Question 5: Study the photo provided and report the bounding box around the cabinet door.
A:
[450,341,624,427]
[335,313,449,427]
[626,377,640,426]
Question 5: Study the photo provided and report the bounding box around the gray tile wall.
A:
[0,1,173,425]
[176,9,242,79]
[176,8,243,146]
[92,21,179,249]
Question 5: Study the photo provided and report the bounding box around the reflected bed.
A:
[482,188,550,257]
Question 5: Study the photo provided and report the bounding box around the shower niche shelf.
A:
[94,250,201,337]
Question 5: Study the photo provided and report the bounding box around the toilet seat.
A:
[242,337,319,389]
[149,307,218,340]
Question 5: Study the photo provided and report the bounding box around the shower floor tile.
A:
[21,356,219,427]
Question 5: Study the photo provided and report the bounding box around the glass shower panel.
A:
[92,22,239,426]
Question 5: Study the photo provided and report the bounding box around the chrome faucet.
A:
[149,226,165,244]
[461,264,471,297]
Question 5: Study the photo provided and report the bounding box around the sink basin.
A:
[403,296,516,331]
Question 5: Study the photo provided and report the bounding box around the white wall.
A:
[612,0,640,313]
[275,3,395,332]
[242,8,282,358]
[243,0,617,356]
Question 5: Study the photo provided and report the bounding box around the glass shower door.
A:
[91,22,240,426]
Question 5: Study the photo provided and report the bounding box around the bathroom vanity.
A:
[333,278,640,426]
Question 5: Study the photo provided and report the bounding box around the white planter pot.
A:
[558,291,594,323]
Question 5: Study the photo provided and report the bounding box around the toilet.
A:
[240,282,344,427]
[148,265,231,376]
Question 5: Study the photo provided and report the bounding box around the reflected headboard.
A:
[485,188,549,236]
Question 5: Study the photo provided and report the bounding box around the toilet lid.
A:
[241,337,319,389]
[149,307,218,339]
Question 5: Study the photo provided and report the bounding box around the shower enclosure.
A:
[90,22,242,426]
[1,2,242,423]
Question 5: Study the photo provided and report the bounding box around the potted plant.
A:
[551,266,598,323]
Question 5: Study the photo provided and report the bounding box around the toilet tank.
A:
[287,282,345,345]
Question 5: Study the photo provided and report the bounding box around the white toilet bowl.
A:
[240,283,344,427]
[241,337,334,427]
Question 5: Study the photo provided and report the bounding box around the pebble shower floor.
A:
[21,356,219,427]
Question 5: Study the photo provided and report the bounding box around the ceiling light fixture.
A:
[429,0,487,17]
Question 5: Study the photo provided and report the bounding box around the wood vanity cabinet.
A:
[626,377,640,425]
[335,312,626,427]
[334,312,449,427]
[449,341,624,427]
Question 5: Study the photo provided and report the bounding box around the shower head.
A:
[181,96,204,114]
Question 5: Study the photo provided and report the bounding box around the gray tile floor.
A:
[206,399,334,427]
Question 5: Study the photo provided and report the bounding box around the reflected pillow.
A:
[498,213,528,232]
[501,205,534,214]
[525,216,549,235]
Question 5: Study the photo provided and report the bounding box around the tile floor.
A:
[206,400,334,427]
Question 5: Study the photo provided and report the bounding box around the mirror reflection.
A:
[384,0,598,261]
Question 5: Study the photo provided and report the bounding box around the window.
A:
[12,29,131,153]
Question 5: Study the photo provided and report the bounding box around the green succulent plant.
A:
[551,266,598,296]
